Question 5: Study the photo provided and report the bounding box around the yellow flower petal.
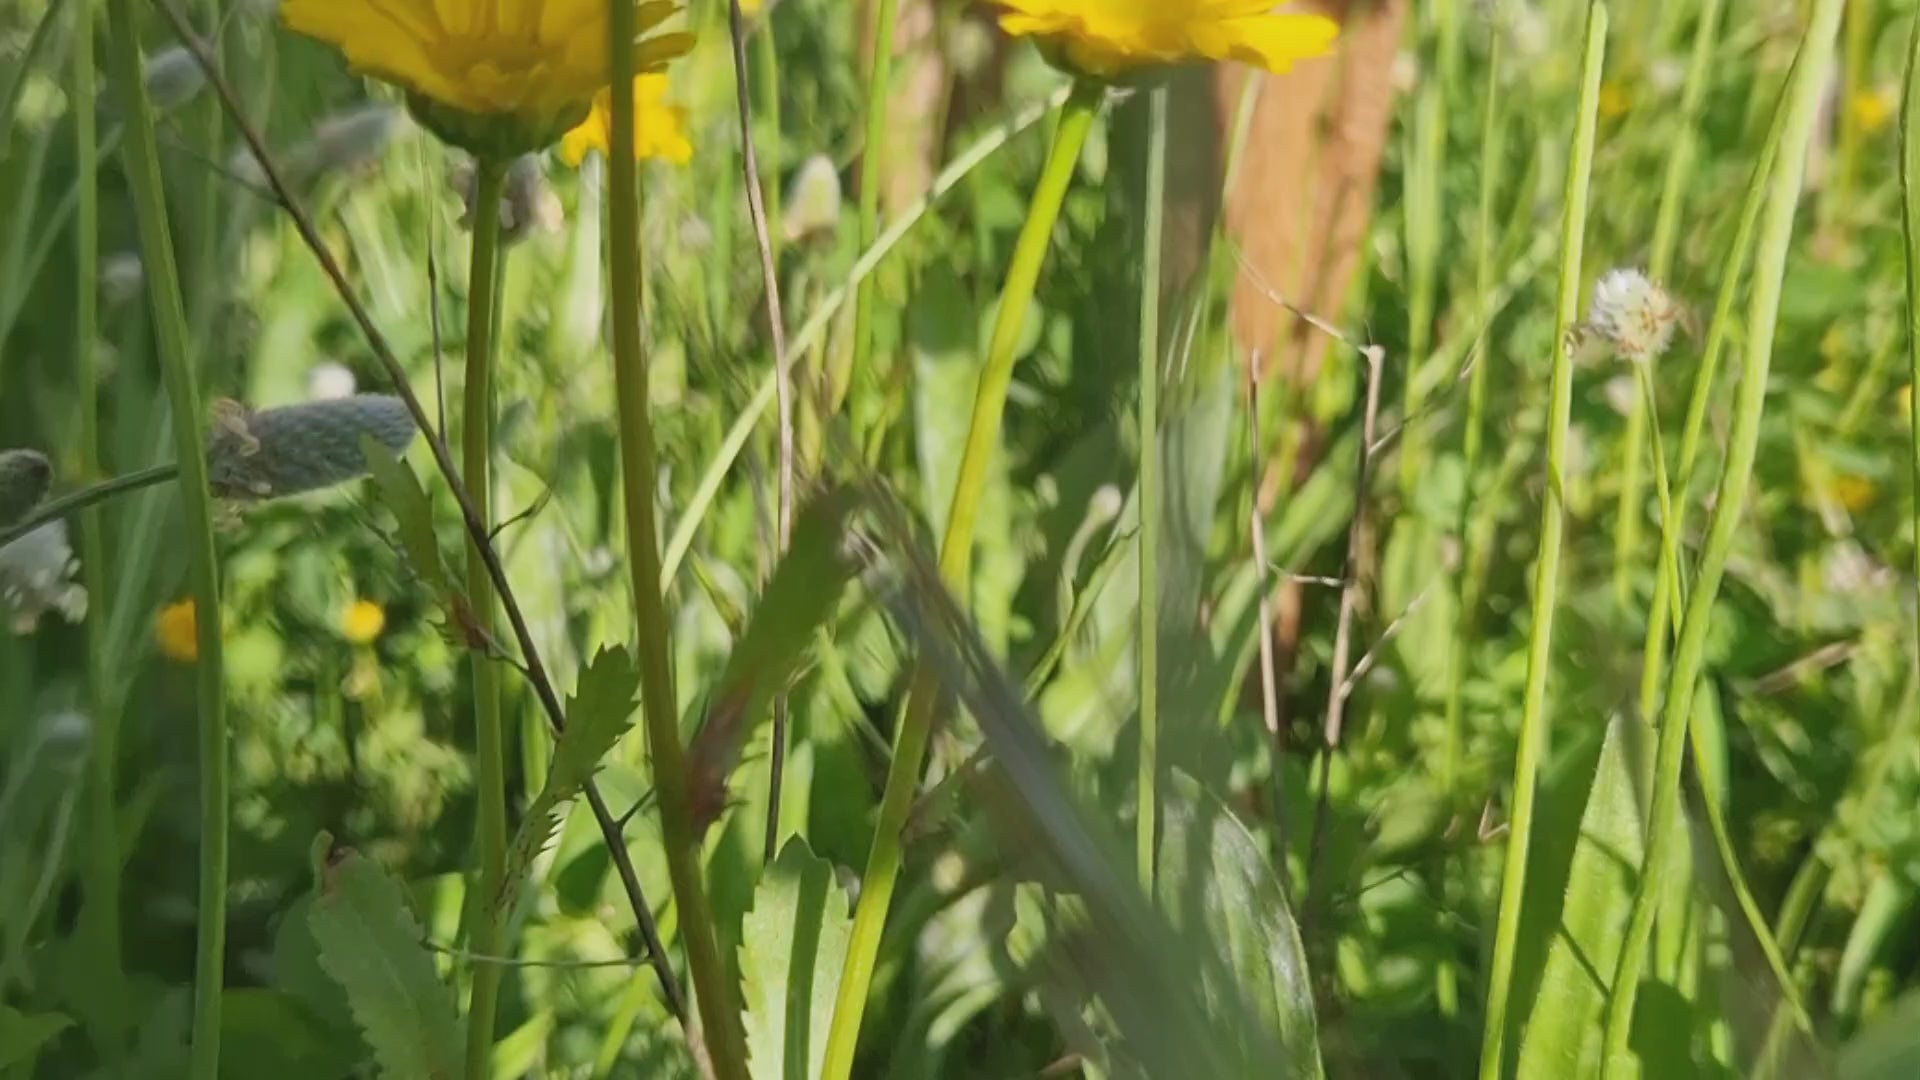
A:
[283,0,692,155]
[559,74,693,166]
[993,0,1338,78]
[341,599,387,644]
[155,599,200,664]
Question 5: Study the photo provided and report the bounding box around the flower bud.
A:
[1588,268,1682,364]
[0,449,52,525]
[207,395,417,501]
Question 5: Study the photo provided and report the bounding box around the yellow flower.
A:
[1832,474,1877,513]
[991,0,1339,79]
[1598,80,1631,120]
[1851,87,1895,135]
[281,0,693,156]
[155,599,200,664]
[341,599,387,645]
[559,74,693,165]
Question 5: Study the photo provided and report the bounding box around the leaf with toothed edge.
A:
[361,437,448,594]
[740,837,852,1080]
[307,850,463,1080]
[496,646,641,915]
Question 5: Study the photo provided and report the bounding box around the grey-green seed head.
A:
[0,449,52,525]
[207,395,417,501]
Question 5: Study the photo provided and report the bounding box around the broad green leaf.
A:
[740,837,852,1080]
[498,645,639,915]
[1516,717,1643,1077]
[686,488,861,830]
[1158,773,1322,1079]
[361,437,448,594]
[219,988,361,1080]
[1841,991,1920,1079]
[0,1005,71,1071]
[308,851,463,1080]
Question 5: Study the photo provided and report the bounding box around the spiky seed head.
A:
[207,395,417,502]
[1588,268,1682,364]
[0,450,52,525]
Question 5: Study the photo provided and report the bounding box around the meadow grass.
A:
[7,1,1920,1077]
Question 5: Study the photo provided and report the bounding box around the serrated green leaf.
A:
[0,1005,71,1071]
[740,837,852,1080]
[687,488,861,829]
[308,852,463,1080]
[553,646,641,795]
[1158,773,1322,1079]
[361,436,447,594]
[498,646,639,915]
[1516,717,1643,1077]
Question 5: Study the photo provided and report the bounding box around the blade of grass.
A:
[1597,2,1844,1072]
[606,2,747,1075]
[104,2,227,1075]
[1903,0,1920,678]
[1136,85,1167,890]
[821,79,1105,1080]
[72,0,126,1057]
[847,0,897,404]
[1477,6,1606,1078]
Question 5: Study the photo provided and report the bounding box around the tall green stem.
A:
[1598,3,1842,1072]
[822,79,1103,1080]
[847,0,897,397]
[1477,8,1605,1079]
[1399,2,1447,498]
[73,0,125,1055]
[1136,85,1167,891]
[105,3,226,1076]
[606,4,748,1075]
[461,157,508,1080]
[1904,0,1920,656]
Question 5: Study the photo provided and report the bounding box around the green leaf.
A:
[219,988,361,1080]
[1516,717,1643,1077]
[498,645,639,916]
[0,1005,72,1071]
[687,488,861,830]
[308,850,464,1080]
[740,837,853,1080]
[1158,773,1322,1078]
[1841,991,1920,1079]
[361,436,447,594]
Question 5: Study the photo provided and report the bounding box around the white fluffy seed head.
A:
[1588,268,1682,363]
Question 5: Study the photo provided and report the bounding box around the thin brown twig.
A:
[1305,340,1386,912]
[726,0,797,866]
[146,0,688,1027]
[1247,348,1290,897]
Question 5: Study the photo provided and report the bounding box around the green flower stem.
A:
[1136,85,1167,890]
[1904,0,1920,662]
[461,156,509,1080]
[1635,363,1684,618]
[1477,7,1606,1079]
[1438,20,1504,1022]
[104,3,226,1076]
[847,0,897,398]
[1399,3,1446,498]
[1598,2,1843,1073]
[823,78,1103,1080]
[606,3,749,1075]
[73,0,125,1055]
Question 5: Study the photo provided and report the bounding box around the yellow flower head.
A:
[991,0,1338,79]
[341,599,387,645]
[155,599,199,664]
[1851,87,1895,135]
[559,74,693,165]
[281,0,694,157]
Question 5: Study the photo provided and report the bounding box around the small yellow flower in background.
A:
[1851,87,1895,135]
[155,599,200,664]
[281,0,694,157]
[1831,474,1877,513]
[991,0,1339,79]
[559,74,694,165]
[341,599,387,645]
[1598,79,1631,120]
